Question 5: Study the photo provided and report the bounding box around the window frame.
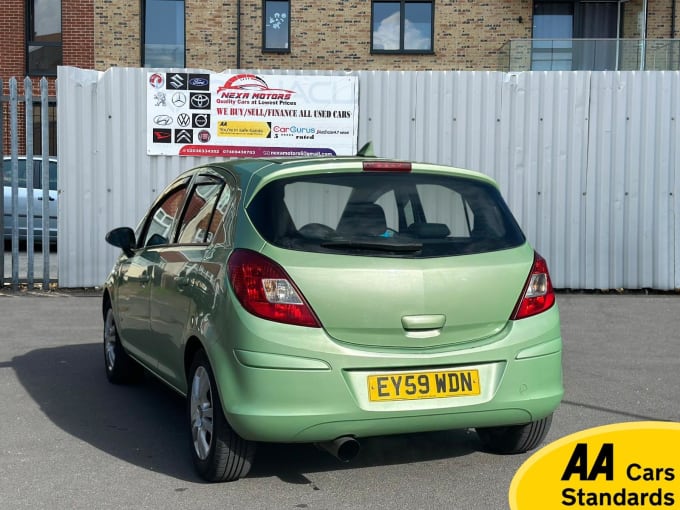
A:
[262,0,291,53]
[142,0,186,68]
[137,178,191,249]
[175,175,226,245]
[26,0,63,76]
[371,0,435,55]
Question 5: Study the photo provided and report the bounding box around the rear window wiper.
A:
[321,238,423,253]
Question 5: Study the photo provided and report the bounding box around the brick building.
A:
[2,0,679,154]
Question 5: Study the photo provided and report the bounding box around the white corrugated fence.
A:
[57,67,680,290]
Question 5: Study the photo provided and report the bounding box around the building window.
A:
[263,0,290,52]
[32,102,58,156]
[26,0,62,76]
[371,0,433,53]
[143,0,185,67]
[532,1,622,71]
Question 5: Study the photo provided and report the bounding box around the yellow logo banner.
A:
[509,421,680,509]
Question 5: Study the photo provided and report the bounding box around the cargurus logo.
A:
[273,125,316,134]
[290,126,315,134]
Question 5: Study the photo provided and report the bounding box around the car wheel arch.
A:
[102,290,112,320]
[184,336,205,385]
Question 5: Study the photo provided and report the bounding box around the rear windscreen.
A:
[247,172,525,257]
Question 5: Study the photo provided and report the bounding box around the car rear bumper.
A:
[208,304,563,443]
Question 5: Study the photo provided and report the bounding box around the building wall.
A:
[1,0,94,155]
[7,1,680,75]
[0,0,26,89]
[94,0,140,68]
[647,0,678,38]
[63,0,95,67]
[92,0,680,72]
[95,0,535,71]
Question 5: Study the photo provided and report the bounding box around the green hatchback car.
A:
[103,150,563,482]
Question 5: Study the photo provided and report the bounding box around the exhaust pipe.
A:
[316,436,361,462]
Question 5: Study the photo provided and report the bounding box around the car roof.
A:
[198,156,497,204]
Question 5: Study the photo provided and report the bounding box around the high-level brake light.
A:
[362,161,412,172]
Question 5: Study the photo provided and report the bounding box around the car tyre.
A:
[476,414,553,454]
[103,306,143,384]
[188,350,255,482]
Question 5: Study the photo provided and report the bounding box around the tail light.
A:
[511,252,556,320]
[228,249,321,328]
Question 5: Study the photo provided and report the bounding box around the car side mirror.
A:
[106,227,137,257]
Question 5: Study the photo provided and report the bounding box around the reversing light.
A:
[228,249,320,327]
[511,252,556,320]
[362,161,412,172]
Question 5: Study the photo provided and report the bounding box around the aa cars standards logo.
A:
[509,422,680,509]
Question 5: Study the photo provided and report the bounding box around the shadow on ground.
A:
[11,342,482,483]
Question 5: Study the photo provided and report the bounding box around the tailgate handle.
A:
[401,315,446,331]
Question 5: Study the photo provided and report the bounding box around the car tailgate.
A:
[275,243,534,349]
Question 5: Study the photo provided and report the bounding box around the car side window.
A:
[140,185,189,247]
[176,179,225,245]
[48,161,58,191]
[2,159,27,187]
[416,184,473,237]
[209,182,239,246]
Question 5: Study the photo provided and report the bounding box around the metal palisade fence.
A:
[1,77,56,290]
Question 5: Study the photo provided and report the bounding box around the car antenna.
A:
[356,141,376,157]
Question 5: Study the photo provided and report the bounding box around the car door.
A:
[31,159,58,242]
[116,181,190,370]
[150,173,228,390]
[2,158,28,240]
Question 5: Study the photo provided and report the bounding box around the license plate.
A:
[368,369,481,402]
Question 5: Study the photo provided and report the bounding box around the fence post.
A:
[25,77,35,290]
[9,78,19,290]
[41,77,50,288]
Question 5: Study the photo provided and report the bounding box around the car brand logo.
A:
[177,113,191,127]
[192,113,210,128]
[190,93,211,109]
[175,129,193,143]
[198,130,211,143]
[188,74,210,90]
[149,73,164,89]
[171,92,187,108]
[152,129,172,143]
[153,115,173,126]
[167,73,187,90]
[153,92,167,107]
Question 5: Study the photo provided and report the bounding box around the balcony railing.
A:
[499,39,680,72]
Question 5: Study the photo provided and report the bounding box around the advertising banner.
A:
[146,72,358,157]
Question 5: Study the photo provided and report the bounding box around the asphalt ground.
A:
[0,291,678,509]
[2,245,58,284]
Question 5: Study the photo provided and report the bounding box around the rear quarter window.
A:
[248,171,525,258]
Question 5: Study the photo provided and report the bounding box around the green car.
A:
[103,149,563,482]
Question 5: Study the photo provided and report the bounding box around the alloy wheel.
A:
[190,366,214,460]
